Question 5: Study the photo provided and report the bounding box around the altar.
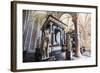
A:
[39,15,72,60]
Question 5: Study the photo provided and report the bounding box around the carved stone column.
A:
[72,14,81,57]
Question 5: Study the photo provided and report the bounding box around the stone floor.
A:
[23,48,91,62]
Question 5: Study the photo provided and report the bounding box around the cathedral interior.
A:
[23,10,91,62]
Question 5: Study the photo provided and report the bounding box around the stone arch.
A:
[59,13,74,32]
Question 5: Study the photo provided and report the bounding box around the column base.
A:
[74,52,82,57]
